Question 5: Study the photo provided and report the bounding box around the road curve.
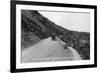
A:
[22,37,81,63]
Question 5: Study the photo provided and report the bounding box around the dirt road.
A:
[22,37,81,63]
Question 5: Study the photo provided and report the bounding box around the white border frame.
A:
[16,4,94,69]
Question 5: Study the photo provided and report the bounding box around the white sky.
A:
[39,11,90,32]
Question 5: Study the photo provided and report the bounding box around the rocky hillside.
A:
[21,10,90,60]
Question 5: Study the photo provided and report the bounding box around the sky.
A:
[39,11,90,32]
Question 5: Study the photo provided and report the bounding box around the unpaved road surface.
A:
[22,37,81,63]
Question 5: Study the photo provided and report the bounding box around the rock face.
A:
[21,10,90,60]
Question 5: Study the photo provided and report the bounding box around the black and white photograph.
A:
[10,1,97,72]
[21,10,90,63]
